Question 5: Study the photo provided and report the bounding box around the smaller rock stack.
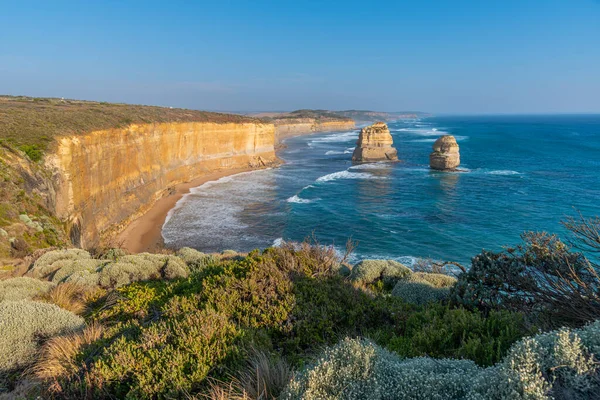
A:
[352,122,398,162]
[429,135,460,171]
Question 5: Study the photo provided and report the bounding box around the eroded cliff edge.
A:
[45,122,277,248]
[0,97,282,258]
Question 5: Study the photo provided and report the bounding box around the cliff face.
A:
[44,122,277,248]
[274,118,355,142]
[352,122,398,162]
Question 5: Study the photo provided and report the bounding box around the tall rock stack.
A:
[429,135,460,170]
[352,122,398,162]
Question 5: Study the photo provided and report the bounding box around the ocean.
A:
[162,115,600,266]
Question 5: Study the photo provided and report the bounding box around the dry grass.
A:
[0,95,259,153]
[30,323,103,391]
[193,350,292,400]
[39,282,101,315]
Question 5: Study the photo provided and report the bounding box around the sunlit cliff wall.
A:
[44,122,277,248]
[274,119,355,142]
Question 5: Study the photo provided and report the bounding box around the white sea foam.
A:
[287,195,319,204]
[487,170,522,176]
[349,162,391,170]
[395,128,448,136]
[325,150,344,155]
[272,238,284,247]
[316,170,384,182]
[310,131,358,144]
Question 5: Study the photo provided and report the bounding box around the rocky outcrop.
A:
[429,135,460,171]
[274,119,356,143]
[352,122,398,162]
[44,122,278,248]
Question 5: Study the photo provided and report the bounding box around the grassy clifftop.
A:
[0,96,260,158]
[257,109,354,123]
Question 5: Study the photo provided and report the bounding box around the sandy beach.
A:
[117,167,258,253]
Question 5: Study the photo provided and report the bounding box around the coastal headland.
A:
[0,97,363,263]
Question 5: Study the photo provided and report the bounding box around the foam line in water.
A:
[287,195,320,204]
[315,170,386,182]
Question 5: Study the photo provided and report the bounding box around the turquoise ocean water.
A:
[162,115,600,266]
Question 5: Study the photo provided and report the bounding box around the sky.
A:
[1,0,599,114]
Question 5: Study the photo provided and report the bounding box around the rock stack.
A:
[429,135,460,171]
[352,122,398,162]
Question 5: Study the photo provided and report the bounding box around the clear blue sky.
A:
[1,0,599,113]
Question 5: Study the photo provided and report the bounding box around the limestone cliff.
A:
[429,135,460,171]
[352,122,398,162]
[44,122,277,248]
[274,118,355,142]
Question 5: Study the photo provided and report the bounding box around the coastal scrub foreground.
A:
[0,217,599,399]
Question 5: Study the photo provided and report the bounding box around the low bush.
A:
[391,272,456,305]
[452,218,600,327]
[51,259,106,284]
[469,320,600,399]
[349,259,411,287]
[383,304,532,366]
[0,277,55,301]
[176,247,219,273]
[97,253,189,288]
[29,249,92,279]
[88,309,242,399]
[283,275,409,359]
[0,300,84,389]
[283,320,600,400]
[281,337,478,400]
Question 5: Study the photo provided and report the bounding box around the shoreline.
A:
[117,167,258,253]
[117,128,354,254]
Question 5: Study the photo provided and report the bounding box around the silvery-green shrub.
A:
[50,259,106,284]
[281,337,478,400]
[391,272,456,305]
[283,321,600,400]
[29,249,91,279]
[176,247,207,264]
[0,300,84,377]
[176,247,218,273]
[0,277,55,302]
[97,253,188,288]
[349,259,411,285]
[469,321,600,400]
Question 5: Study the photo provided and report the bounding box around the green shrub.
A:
[383,304,532,366]
[284,275,409,359]
[452,226,600,328]
[349,259,411,286]
[391,272,456,305]
[281,337,478,400]
[18,144,43,162]
[88,309,241,399]
[0,277,55,302]
[0,300,84,388]
[29,249,92,279]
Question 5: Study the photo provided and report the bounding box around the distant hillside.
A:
[250,109,430,124]
[335,110,431,122]
[257,109,353,123]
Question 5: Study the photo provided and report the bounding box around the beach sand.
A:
[117,167,257,253]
